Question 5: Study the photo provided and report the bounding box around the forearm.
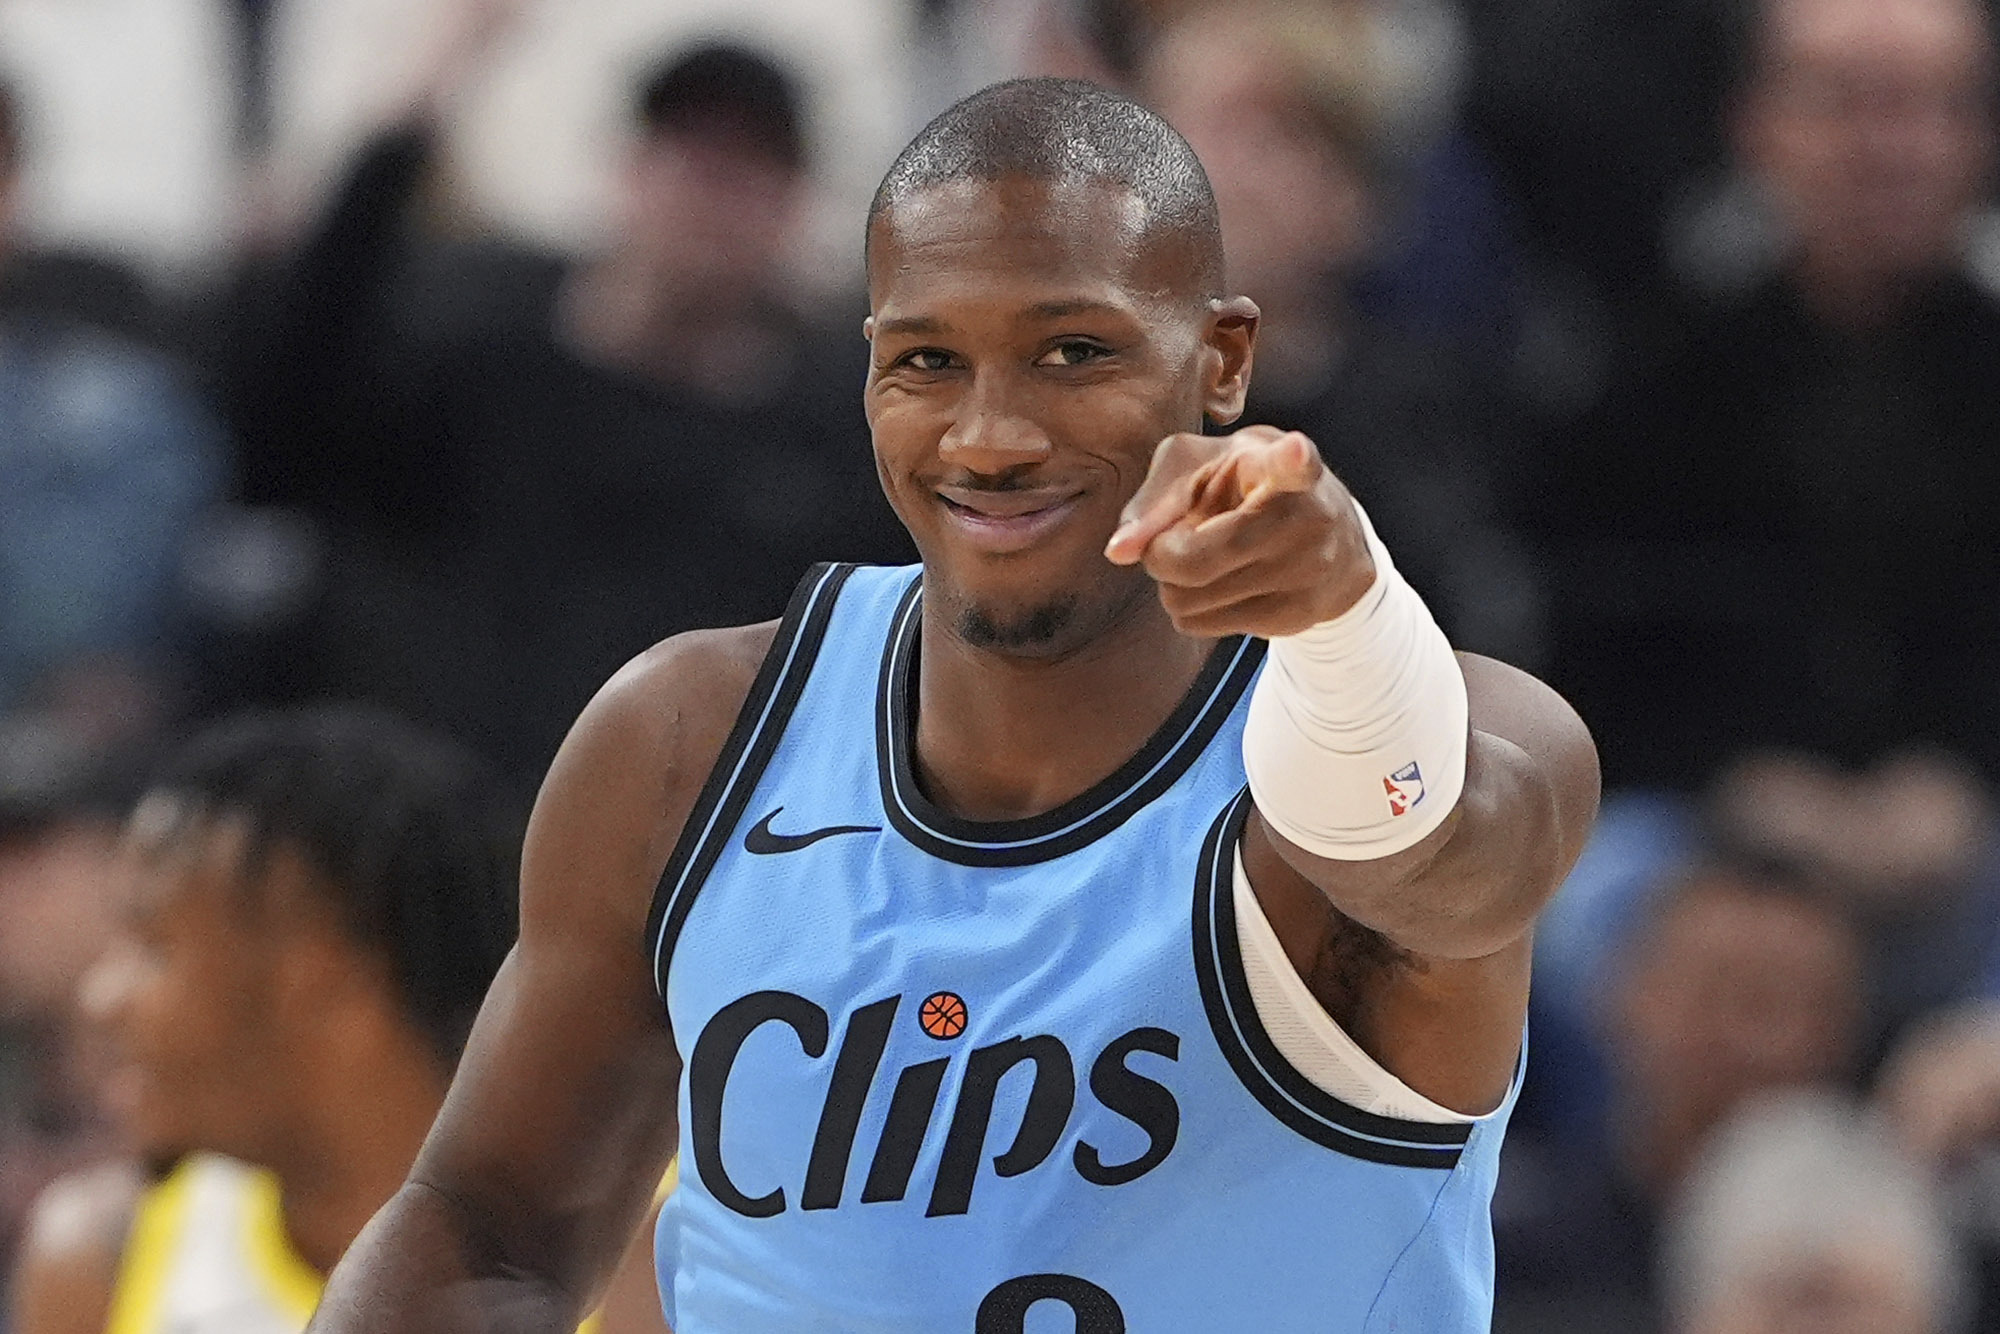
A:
[1244,505,1590,958]
[308,1180,580,1334]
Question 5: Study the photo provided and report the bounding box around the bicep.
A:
[1369,652,1597,958]
[404,650,715,1306]
[1241,657,1595,1112]
[411,941,679,1302]
[1449,652,1600,910]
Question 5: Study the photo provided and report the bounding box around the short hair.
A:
[867,77,1224,294]
[144,706,520,1067]
[634,41,805,170]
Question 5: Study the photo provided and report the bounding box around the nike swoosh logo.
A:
[743,807,881,855]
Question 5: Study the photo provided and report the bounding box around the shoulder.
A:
[521,621,781,941]
[11,1160,147,1334]
[563,620,781,798]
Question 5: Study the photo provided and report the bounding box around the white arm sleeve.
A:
[1242,501,1469,861]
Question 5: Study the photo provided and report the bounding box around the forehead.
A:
[868,176,1197,318]
[1765,0,1993,75]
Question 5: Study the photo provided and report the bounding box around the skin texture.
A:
[308,172,1597,1332]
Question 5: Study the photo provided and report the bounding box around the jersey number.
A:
[976,1273,1125,1332]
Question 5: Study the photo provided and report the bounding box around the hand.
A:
[1103,425,1373,638]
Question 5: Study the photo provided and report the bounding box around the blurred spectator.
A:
[1878,1001,2000,1325]
[1497,860,1865,1331]
[256,0,908,268]
[1522,0,2000,790]
[7,707,663,1333]
[1660,1091,1968,1334]
[0,717,128,1318]
[220,38,912,783]
[1881,1001,2000,1171]
[0,77,229,729]
[1141,0,1540,664]
[1711,749,2000,1061]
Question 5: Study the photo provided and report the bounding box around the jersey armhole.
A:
[1231,848,1475,1125]
[645,563,857,1002]
[1192,790,1478,1167]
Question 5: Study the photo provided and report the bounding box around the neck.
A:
[912,584,1214,822]
[265,1017,448,1274]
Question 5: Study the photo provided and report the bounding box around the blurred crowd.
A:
[2,0,1999,1330]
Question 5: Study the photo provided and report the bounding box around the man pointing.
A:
[309,77,1597,1333]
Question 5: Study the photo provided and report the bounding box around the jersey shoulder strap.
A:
[645,562,874,999]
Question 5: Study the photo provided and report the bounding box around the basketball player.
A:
[308,79,1599,1332]
[6,708,666,1333]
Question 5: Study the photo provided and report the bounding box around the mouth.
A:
[935,485,1085,554]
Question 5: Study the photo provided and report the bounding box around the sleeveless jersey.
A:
[647,564,1520,1333]
[107,1155,321,1334]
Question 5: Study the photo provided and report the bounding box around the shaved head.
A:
[868,77,1225,295]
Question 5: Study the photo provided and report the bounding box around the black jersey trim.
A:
[1192,790,1471,1168]
[647,563,855,1002]
[875,577,1267,868]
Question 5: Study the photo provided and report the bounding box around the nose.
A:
[937,371,1052,476]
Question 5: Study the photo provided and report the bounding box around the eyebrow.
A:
[1027,299,1126,320]
[872,315,948,337]
[874,299,1129,338]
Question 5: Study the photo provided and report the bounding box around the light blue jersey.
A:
[648,564,1518,1333]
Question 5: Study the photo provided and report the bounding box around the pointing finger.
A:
[1105,435,1221,565]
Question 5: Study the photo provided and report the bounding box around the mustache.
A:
[938,468,1056,493]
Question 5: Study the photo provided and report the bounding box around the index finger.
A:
[1104,434,1222,565]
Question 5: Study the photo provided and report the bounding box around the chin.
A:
[956,594,1081,653]
[936,564,1158,663]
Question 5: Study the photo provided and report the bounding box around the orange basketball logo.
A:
[918,991,968,1040]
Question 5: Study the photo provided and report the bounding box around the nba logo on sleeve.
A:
[1384,763,1425,817]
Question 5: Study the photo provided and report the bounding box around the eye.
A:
[892,348,956,372]
[1036,340,1111,368]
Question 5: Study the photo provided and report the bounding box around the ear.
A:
[1200,296,1260,426]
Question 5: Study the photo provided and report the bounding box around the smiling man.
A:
[307,78,1598,1333]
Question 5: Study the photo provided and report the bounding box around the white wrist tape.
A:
[1242,502,1469,860]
